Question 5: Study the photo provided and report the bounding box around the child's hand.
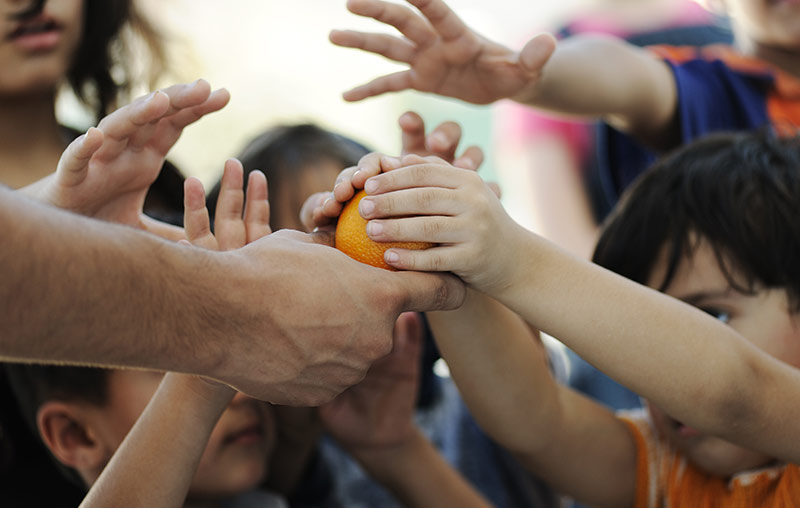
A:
[330,0,556,104]
[319,312,423,452]
[299,112,482,231]
[183,158,270,251]
[359,154,522,294]
[24,80,230,240]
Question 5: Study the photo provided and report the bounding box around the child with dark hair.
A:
[316,129,800,506]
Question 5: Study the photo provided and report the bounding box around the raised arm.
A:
[332,0,677,142]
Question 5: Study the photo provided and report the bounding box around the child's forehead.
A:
[647,235,737,295]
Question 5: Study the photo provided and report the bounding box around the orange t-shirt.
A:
[619,409,800,507]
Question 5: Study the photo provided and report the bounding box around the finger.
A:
[519,32,557,74]
[214,159,247,251]
[360,187,464,223]
[406,0,471,42]
[160,79,213,115]
[384,270,465,312]
[300,191,331,231]
[362,163,469,196]
[425,121,461,162]
[55,127,103,187]
[452,145,484,171]
[367,215,463,244]
[94,91,170,160]
[487,181,502,198]
[151,88,231,154]
[183,177,218,250]
[329,29,416,64]
[140,215,187,242]
[342,70,415,102]
[332,165,360,203]
[345,0,438,47]
[384,245,461,275]
[244,170,272,243]
[398,111,426,156]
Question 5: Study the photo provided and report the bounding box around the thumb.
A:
[388,271,465,313]
[519,32,557,74]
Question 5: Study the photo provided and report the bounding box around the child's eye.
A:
[701,308,731,324]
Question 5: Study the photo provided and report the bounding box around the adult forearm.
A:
[0,188,226,374]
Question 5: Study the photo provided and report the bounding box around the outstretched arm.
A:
[356,155,800,465]
[332,0,676,143]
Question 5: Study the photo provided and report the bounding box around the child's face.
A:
[0,0,84,95]
[724,0,800,50]
[93,370,276,499]
[645,236,800,475]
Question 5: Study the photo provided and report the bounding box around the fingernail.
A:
[366,221,383,237]
[359,198,375,216]
[385,250,399,263]
[364,179,378,193]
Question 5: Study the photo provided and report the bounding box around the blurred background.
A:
[58,0,584,187]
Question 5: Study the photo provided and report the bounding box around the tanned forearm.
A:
[0,188,227,375]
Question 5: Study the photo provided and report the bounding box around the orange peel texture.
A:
[335,190,433,270]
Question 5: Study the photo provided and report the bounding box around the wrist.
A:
[347,427,428,478]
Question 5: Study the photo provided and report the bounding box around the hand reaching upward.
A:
[330,0,556,104]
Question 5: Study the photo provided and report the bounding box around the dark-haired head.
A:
[593,130,800,312]
[207,123,370,230]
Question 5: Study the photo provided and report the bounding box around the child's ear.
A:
[36,402,111,479]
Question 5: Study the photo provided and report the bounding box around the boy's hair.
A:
[593,130,800,312]
[11,0,167,119]
[3,364,112,487]
[206,123,370,229]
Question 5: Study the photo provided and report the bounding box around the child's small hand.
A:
[28,80,230,240]
[183,158,270,251]
[319,311,423,451]
[330,0,556,104]
[300,112,481,231]
[358,154,523,294]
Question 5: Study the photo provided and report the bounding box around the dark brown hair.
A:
[593,130,800,311]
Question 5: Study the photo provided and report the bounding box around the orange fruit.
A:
[335,190,433,270]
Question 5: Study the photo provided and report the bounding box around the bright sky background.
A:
[128,0,584,187]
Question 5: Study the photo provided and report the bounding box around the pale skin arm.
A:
[357,156,800,466]
[331,0,677,145]
[81,159,270,508]
[321,312,492,508]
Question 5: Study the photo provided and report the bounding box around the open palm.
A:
[331,0,555,104]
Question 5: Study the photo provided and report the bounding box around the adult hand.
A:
[330,0,556,104]
[210,229,464,405]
